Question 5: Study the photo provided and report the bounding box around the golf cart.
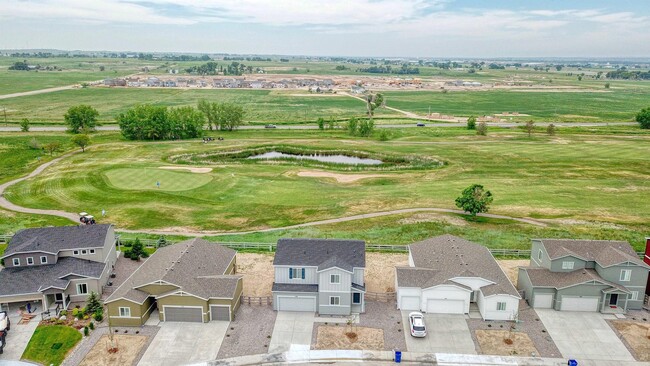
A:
[79,212,96,225]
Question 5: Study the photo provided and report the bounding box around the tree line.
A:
[185,61,259,76]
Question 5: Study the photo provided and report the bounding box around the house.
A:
[395,235,520,321]
[518,239,649,312]
[0,225,117,314]
[104,78,126,87]
[272,238,366,315]
[105,238,242,326]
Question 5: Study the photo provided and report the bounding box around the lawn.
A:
[104,167,213,191]
[22,325,82,366]
[3,127,649,250]
[0,243,7,256]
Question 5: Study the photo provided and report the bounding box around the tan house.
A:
[105,238,242,326]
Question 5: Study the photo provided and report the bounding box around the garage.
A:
[426,299,465,314]
[210,305,230,321]
[533,293,554,308]
[164,306,203,322]
[560,296,599,312]
[400,296,421,311]
[277,295,316,312]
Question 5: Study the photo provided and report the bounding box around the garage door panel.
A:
[560,296,598,312]
[534,294,553,309]
[400,296,420,311]
[164,306,203,322]
[210,305,230,321]
[426,299,464,314]
[277,296,316,312]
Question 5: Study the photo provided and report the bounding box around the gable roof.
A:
[105,238,240,303]
[521,267,630,293]
[0,257,106,297]
[397,234,519,297]
[273,238,365,270]
[536,239,646,268]
[3,225,112,258]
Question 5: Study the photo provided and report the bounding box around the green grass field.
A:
[3,128,648,251]
[22,325,82,366]
[105,167,213,191]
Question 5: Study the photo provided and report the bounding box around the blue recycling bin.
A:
[568,360,578,366]
[394,350,402,363]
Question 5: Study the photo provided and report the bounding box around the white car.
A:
[0,311,9,354]
[408,312,427,337]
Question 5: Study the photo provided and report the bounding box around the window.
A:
[289,268,305,280]
[12,258,20,266]
[27,257,34,265]
[119,307,131,317]
[73,250,79,255]
[330,274,341,284]
[353,293,361,304]
[631,291,639,301]
[40,256,48,264]
[76,283,88,295]
[620,269,632,282]
[537,250,542,261]
[89,249,95,254]
[562,261,574,270]
[496,302,507,311]
[81,249,88,255]
[329,296,340,306]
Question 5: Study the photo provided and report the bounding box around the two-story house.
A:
[0,225,117,314]
[272,238,366,315]
[518,239,650,312]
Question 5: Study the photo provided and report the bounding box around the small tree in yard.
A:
[157,236,168,247]
[86,292,102,314]
[467,116,476,130]
[20,118,30,132]
[43,142,61,156]
[455,184,494,217]
[546,123,556,136]
[476,121,488,136]
[524,120,535,137]
[636,107,650,129]
[64,105,99,134]
[71,134,91,152]
[126,238,149,261]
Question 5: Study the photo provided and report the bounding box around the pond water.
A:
[248,151,383,165]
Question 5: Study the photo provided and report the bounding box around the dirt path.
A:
[0,85,79,99]
[341,92,423,119]
[0,143,547,237]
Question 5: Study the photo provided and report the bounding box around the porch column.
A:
[62,293,67,309]
[601,292,607,312]
[42,294,49,310]
[624,294,629,311]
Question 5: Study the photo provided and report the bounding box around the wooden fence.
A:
[365,292,397,302]
[242,296,273,306]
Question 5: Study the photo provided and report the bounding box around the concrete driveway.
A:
[536,309,634,362]
[0,309,40,360]
[268,312,314,353]
[401,312,476,354]
[138,322,228,366]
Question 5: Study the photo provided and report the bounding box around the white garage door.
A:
[533,293,553,308]
[400,296,421,311]
[560,296,599,312]
[277,296,316,312]
[426,299,464,314]
[164,306,203,322]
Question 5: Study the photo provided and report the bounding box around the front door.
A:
[609,294,619,306]
[55,293,63,303]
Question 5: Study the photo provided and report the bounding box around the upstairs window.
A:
[119,307,131,317]
[12,258,20,266]
[89,249,95,254]
[76,283,88,295]
[620,269,632,282]
[81,249,88,255]
[27,257,34,265]
[330,274,341,284]
[562,261,574,270]
[73,250,79,255]
[40,256,48,264]
[289,268,305,280]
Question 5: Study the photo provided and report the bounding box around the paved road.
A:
[0,121,636,132]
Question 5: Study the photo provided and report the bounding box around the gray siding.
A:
[318,268,352,293]
[549,256,587,272]
[595,262,649,310]
[65,278,102,303]
[59,248,104,262]
[516,269,533,303]
[318,292,351,315]
[530,240,551,269]
[555,283,608,311]
[274,266,318,284]
[3,252,56,268]
[352,268,364,285]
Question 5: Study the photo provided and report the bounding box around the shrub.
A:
[89,322,95,330]
[85,292,102,314]
[476,122,488,136]
[466,116,476,130]
[28,138,41,150]
[93,310,104,322]
[84,326,89,337]
[20,118,30,132]
[378,129,391,141]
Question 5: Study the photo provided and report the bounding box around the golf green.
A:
[103,167,213,191]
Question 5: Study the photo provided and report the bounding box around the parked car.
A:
[408,312,426,337]
[265,124,277,129]
[0,311,10,354]
[416,122,425,127]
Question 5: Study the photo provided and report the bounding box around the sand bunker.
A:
[296,170,389,183]
[159,166,212,173]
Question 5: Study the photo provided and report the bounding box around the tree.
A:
[636,107,650,129]
[71,134,91,152]
[317,117,325,130]
[117,104,169,140]
[347,117,358,135]
[455,184,494,217]
[365,93,384,118]
[546,123,556,136]
[168,106,205,139]
[157,236,168,248]
[217,103,245,131]
[197,100,216,130]
[476,121,488,136]
[43,142,61,156]
[604,82,610,89]
[20,118,30,132]
[357,119,375,137]
[99,66,105,71]
[555,65,563,71]
[524,120,535,137]
[85,292,102,314]
[64,105,99,134]
[467,116,476,130]
[125,238,149,261]
[328,117,335,130]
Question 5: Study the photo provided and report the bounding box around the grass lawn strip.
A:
[22,325,82,366]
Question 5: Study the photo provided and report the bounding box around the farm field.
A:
[2,127,649,250]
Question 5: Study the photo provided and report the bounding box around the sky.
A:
[0,0,649,57]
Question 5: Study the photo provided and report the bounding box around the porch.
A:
[42,292,71,318]
[601,289,630,314]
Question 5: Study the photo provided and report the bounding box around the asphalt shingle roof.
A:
[3,225,112,257]
[106,238,240,303]
[273,238,365,271]
[536,239,646,268]
[521,267,630,293]
[271,283,319,292]
[397,234,520,297]
[0,257,106,297]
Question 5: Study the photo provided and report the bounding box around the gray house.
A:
[272,238,365,315]
[0,225,117,314]
[518,239,650,312]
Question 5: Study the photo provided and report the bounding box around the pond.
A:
[248,151,383,165]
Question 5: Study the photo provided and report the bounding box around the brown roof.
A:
[521,267,630,293]
[537,239,646,268]
[106,238,240,303]
[397,235,520,297]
